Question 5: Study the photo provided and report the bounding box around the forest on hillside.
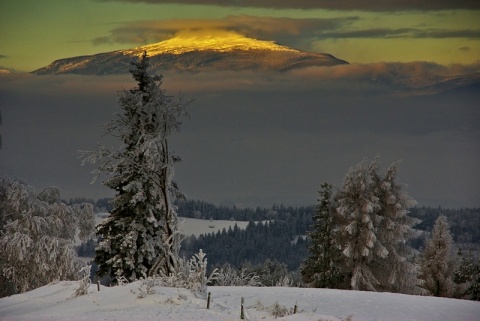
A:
[175,200,480,272]
[76,198,480,273]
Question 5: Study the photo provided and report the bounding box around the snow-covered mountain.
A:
[32,32,348,75]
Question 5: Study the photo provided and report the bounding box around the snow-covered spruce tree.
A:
[301,182,343,288]
[334,160,383,291]
[0,178,95,296]
[454,250,480,300]
[419,215,458,297]
[333,159,420,293]
[369,161,421,294]
[81,52,189,282]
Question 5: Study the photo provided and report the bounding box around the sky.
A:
[1,0,480,72]
[0,0,479,208]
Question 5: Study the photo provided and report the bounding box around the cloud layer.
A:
[1,62,479,208]
[92,16,359,48]
[92,15,480,57]
[96,0,480,11]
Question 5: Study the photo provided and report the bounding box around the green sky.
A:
[1,0,479,71]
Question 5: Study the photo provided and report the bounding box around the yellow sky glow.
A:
[129,30,299,55]
[0,1,479,71]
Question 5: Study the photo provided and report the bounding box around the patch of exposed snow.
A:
[94,213,251,237]
[179,218,250,237]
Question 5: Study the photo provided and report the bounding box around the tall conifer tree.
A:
[82,52,189,282]
[302,183,343,288]
[334,160,382,291]
[420,215,458,297]
[369,161,421,294]
[333,159,420,293]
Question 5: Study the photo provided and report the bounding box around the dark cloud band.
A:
[91,16,359,48]
[96,0,480,11]
[91,16,480,51]
[317,28,480,39]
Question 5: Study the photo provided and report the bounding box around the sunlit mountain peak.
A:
[33,30,349,75]
[126,30,299,55]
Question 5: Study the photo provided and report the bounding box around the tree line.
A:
[74,197,480,282]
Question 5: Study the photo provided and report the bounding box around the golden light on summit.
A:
[127,30,299,56]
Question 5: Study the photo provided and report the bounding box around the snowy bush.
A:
[0,178,95,296]
[269,301,292,318]
[186,249,218,297]
[72,265,92,298]
[244,259,300,287]
[249,300,295,318]
[215,263,261,286]
[139,250,217,298]
[116,276,130,286]
[276,275,294,287]
[136,277,156,299]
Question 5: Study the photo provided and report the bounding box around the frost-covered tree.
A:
[0,178,95,296]
[302,183,343,288]
[334,160,383,291]
[369,161,421,294]
[419,215,458,297]
[81,52,189,282]
[333,159,420,293]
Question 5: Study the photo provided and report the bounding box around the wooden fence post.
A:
[240,297,244,320]
[207,292,211,309]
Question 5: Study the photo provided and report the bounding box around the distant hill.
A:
[32,32,348,75]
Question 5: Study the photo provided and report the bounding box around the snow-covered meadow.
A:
[179,218,250,237]
[94,213,250,238]
[1,280,479,321]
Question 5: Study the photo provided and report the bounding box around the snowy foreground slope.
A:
[1,281,480,321]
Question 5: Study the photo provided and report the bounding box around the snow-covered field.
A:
[1,281,479,321]
[179,218,250,237]
[95,213,251,237]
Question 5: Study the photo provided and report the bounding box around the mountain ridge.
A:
[32,34,348,75]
